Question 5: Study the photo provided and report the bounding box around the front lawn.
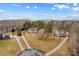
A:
[24,32,63,53]
[0,39,20,56]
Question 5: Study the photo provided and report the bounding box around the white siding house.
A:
[27,28,37,33]
[54,30,67,37]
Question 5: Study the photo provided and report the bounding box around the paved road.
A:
[45,36,68,56]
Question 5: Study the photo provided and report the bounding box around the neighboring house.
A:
[3,34,10,39]
[54,30,66,37]
[0,33,10,40]
[0,31,4,40]
[27,28,37,33]
[0,34,3,40]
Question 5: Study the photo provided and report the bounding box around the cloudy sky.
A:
[0,3,79,20]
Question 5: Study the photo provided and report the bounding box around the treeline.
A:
[12,20,54,36]
[22,20,53,33]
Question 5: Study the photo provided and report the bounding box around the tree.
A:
[69,27,79,56]
[22,20,32,30]
[16,27,22,36]
[11,25,15,33]
[33,20,45,30]
[44,22,53,33]
[38,20,54,40]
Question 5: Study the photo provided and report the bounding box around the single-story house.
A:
[0,34,10,40]
[3,34,10,39]
[0,31,4,40]
[54,30,66,37]
[0,34,3,40]
[27,28,37,33]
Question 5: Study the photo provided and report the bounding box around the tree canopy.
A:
[22,20,32,30]
[44,22,53,33]
[33,20,45,30]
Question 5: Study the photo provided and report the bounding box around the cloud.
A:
[72,14,79,16]
[0,9,8,16]
[73,3,77,6]
[11,4,21,7]
[34,6,38,9]
[72,7,79,11]
[36,14,55,19]
[37,14,54,17]
[51,7,55,10]
[0,9,10,19]
[0,9,5,12]
[55,4,70,10]
[26,6,30,8]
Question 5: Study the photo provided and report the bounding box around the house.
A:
[54,30,66,37]
[0,31,4,40]
[0,33,10,40]
[27,28,37,33]
[3,34,10,39]
[0,34,3,40]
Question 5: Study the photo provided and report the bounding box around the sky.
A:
[0,3,79,20]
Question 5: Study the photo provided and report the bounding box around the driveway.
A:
[22,31,31,49]
[14,35,25,51]
[45,36,68,56]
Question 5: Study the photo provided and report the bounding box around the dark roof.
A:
[18,48,44,56]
